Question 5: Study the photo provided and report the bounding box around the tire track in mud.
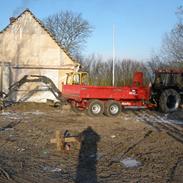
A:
[123,110,183,182]
[103,110,170,168]
[119,130,153,158]
[107,129,153,167]
[0,154,73,183]
[0,120,22,132]
[166,157,183,183]
[132,110,183,144]
[0,120,23,148]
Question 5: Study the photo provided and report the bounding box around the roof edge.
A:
[0,9,79,65]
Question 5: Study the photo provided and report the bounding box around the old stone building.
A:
[0,9,79,102]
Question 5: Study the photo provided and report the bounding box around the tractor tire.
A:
[104,100,121,117]
[87,100,104,116]
[159,89,181,113]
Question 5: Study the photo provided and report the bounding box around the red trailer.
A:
[62,72,153,116]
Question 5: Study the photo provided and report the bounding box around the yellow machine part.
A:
[66,72,89,85]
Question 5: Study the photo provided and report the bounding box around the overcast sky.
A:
[0,0,182,60]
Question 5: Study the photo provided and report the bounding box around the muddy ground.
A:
[0,103,183,183]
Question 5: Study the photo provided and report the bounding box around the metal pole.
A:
[112,25,115,86]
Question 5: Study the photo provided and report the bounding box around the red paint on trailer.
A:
[61,72,153,109]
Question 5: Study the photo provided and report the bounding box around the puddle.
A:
[164,113,183,125]
[134,112,183,125]
[120,157,141,168]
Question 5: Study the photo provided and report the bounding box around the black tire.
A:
[159,89,181,113]
[54,102,62,109]
[104,100,121,117]
[87,100,104,116]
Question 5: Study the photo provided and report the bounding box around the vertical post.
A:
[55,130,62,151]
[112,25,115,86]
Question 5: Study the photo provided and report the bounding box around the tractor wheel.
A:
[87,100,104,116]
[104,100,121,117]
[159,89,181,113]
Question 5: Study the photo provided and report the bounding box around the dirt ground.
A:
[0,103,183,183]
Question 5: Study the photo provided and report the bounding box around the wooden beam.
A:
[50,130,80,151]
[50,130,64,151]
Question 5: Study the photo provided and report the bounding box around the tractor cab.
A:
[66,72,89,85]
[153,69,183,90]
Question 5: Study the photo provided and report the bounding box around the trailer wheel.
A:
[104,100,121,117]
[159,89,181,113]
[87,100,104,116]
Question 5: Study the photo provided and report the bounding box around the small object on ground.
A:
[65,143,71,150]
[89,154,96,158]
[64,130,70,137]
[42,150,49,155]
[43,166,62,172]
[50,130,80,151]
[50,167,62,172]
[111,135,116,138]
[0,167,10,180]
[120,157,141,168]
[17,148,25,152]
[124,117,130,120]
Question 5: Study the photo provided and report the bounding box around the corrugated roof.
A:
[0,9,79,66]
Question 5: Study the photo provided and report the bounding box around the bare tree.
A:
[81,55,149,86]
[147,6,183,77]
[81,55,112,86]
[162,28,183,64]
[44,11,93,57]
[114,59,149,86]
[160,6,183,66]
[147,54,169,74]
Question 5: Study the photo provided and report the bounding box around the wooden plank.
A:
[50,130,80,151]
[64,136,80,143]
[50,130,63,151]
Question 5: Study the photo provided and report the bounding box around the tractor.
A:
[151,69,183,113]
